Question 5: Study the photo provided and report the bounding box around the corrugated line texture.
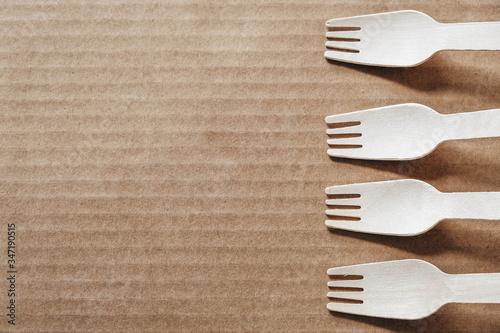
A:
[1,0,500,332]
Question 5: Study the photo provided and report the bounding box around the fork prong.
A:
[327,147,364,158]
[325,112,361,125]
[326,31,361,39]
[327,264,366,276]
[327,138,362,146]
[326,219,367,232]
[327,280,363,288]
[326,16,364,29]
[324,50,362,65]
[327,291,363,300]
[327,302,369,316]
[327,219,413,236]
[325,41,361,52]
[325,199,360,206]
[325,184,362,196]
[326,127,361,135]
[325,209,361,218]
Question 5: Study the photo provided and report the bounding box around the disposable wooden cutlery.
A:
[325,10,500,67]
[326,103,500,160]
[327,259,500,320]
[325,179,500,236]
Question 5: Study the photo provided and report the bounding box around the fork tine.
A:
[325,112,361,125]
[326,16,364,29]
[324,50,361,65]
[325,199,360,206]
[327,138,362,146]
[325,209,361,218]
[326,31,361,39]
[325,184,363,195]
[327,263,367,276]
[327,302,369,316]
[326,219,368,232]
[325,41,361,52]
[327,147,364,158]
[327,291,363,300]
[326,127,361,135]
[327,280,363,288]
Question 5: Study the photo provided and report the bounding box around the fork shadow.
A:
[328,142,500,190]
[325,53,500,105]
[329,310,439,332]
[328,227,446,256]
[329,306,500,332]
[328,217,500,264]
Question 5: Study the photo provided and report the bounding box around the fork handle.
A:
[441,22,500,50]
[449,273,500,303]
[443,192,500,220]
[444,109,500,140]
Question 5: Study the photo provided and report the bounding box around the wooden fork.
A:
[328,259,500,320]
[325,10,500,67]
[325,179,500,236]
[326,103,500,160]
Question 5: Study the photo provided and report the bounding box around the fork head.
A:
[326,103,445,160]
[325,179,444,236]
[327,259,448,319]
[325,10,440,67]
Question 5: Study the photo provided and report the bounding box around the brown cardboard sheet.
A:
[1,0,500,332]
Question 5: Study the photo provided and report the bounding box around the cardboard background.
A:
[1,0,499,331]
